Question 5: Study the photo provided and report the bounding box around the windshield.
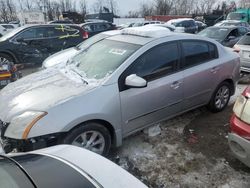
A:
[78,33,109,50]
[0,156,34,188]
[227,12,246,20]
[237,34,250,45]
[71,39,141,80]
[0,26,25,41]
[198,27,229,40]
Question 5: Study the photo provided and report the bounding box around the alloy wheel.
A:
[72,131,105,155]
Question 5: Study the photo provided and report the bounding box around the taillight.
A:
[233,45,240,53]
[82,30,89,39]
[243,86,250,98]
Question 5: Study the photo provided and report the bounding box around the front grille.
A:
[0,119,9,138]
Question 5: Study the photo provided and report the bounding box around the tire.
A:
[63,122,111,156]
[0,53,14,64]
[207,82,231,113]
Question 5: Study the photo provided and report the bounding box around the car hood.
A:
[42,47,79,69]
[0,67,98,122]
[31,145,148,188]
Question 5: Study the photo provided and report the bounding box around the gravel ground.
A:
[1,66,250,187]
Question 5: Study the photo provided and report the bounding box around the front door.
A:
[12,27,51,64]
[119,42,184,135]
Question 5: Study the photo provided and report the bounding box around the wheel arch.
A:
[222,78,235,96]
[0,50,18,63]
[67,119,119,147]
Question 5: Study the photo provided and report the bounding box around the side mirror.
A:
[125,74,147,88]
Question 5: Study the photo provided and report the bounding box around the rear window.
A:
[237,33,250,45]
[0,156,34,188]
[12,154,99,188]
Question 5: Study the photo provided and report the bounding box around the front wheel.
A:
[207,82,231,113]
[63,122,111,156]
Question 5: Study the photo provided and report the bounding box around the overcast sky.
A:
[86,0,150,16]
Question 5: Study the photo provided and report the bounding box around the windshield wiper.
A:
[70,68,88,85]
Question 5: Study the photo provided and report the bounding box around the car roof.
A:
[106,27,214,45]
[207,26,240,29]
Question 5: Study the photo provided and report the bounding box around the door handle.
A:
[210,66,220,74]
[171,81,181,89]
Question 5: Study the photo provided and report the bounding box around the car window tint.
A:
[182,41,217,68]
[128,42,179,81]
[228,29,239,37]
[83,25,93,32]
[53,25,80,37]
[16,28,36,39]
[238,33,250,45]
[0,157,34,188]
[239,27,248,36]
[16,27,46,39]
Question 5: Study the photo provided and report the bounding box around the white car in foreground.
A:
[1,145,148,188]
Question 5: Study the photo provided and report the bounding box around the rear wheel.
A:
[63,122,111,156]
[208,82,231,112]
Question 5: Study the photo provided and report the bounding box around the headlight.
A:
[233,95,247,118]
[241,100,250,124]
[5,111,47,139]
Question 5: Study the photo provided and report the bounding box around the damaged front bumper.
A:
[0,132,65,153]
[228,133,250,168]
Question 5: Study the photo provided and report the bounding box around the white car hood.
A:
[0,68,97,122]
[43,47,79,68]
[33,145,148,188]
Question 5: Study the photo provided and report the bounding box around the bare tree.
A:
[105,0,118,15]
[23,0,34,10]
[140,2,154,17]
[80,0,87,16]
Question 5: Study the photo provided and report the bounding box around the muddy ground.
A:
[2,66,250,187]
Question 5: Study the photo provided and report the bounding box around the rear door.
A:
[46,25,83,54]
[119,42,184,135]
[181,40,220,111]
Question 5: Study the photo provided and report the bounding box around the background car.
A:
[0,27,239,155]
[228,86,250,168]
[132,21,162,27]
[0,24,86,65]
[166,18,198,33]
[49,20,75,24]
[80,21,117,38]
[144,24,175,31]
[1,145,148,188]
[42,30,122,69]
[215,20,250,28]
[195,21,207,32]
[233,32,250,73]
[198,26,249,47]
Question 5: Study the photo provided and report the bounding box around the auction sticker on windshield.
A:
[109,49,127,56]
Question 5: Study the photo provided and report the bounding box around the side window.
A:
[16,27,46,40]
[16,28,36,39]
[239,27,247,36]
[228,29,239,37]
[53,25,80,37]
[182,41,217,68]
[127,42,179,81]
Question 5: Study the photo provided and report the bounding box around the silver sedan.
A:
[0,26,240,155]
